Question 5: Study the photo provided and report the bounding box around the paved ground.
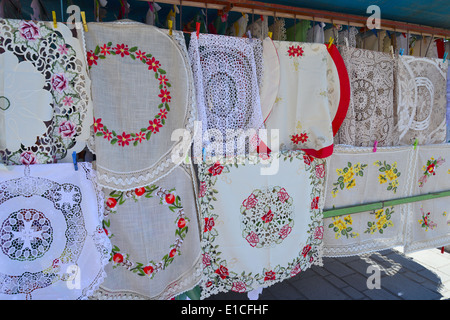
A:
[205,247,450,300]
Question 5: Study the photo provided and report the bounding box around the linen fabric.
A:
[85,22,196,190]
[92,162,202,300]
[335,47,395,147]
[0,19,92,165]
[0,162,110,299]
[198,151,327,299]
[394,56,448,145]
[262,41,350,158]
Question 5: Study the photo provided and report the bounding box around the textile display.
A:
[394,55,448,145]
[198,151,326,299]
[0,19,92,165]
[262,41,350,158]
[404,144,450,253]
[92,162,202,300]
[0,162,111,299]
[322,146,415,257]
[85,22,196,190]
[447,68,450,142]
[188,33,264,157]
[247,15,268,40]
[335,47,395,147]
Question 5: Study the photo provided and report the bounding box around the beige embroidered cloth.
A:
[85,22,195,190]
[92,162,202,300]
[335,47,395,147]
[394,56,448,145]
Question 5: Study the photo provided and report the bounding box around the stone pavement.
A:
[205,247,450,300]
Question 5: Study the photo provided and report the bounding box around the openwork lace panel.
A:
[0,19,92,165]
[85,22,196,191]
[188,33,264,157]
[197,151,326,299]
[394,56,448,145]
[335,47,395,147]
[92,162,202,300]
[0,162,111,299]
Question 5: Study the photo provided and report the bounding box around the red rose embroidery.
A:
[315,163,325,179]
[264,270,276,281]
[169,248,177,258]
[177,218,186,229]
[303,155,314,166]
[277,188,290,203]
[19,21,41,41]
[198,181,207,198]
[135,187,145,196]
[113,253,123,263]
[51,73,68,92]
[261,209,274,223]
[278,224,292,239]
[426,163,435,174]
[20,151,37,165]
[242,193,258,209]
[245,231,259,247]
[202,253,211,267]
[165,193,175,204]
[311,196,320,210]
[215,265,229,279]
[302,244,312,257]
[58,120,77,138]
[143,265,154,275]
[290,263,302,277]
[106,198,117,208]
[231,281,246,293]
[314,226,324,240]
[204,217,215,232]
[208,162,224,176]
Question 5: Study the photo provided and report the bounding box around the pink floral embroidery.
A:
[208,162,224,176]
[242,193,258,209]
[58,44,69,55]
[311,196,320,210]
[51,73,68,92]
[19,21,40,41]
[204,217,215,232]
[314,226,324,240]
[303,154,314,166]
[202,253,211,267]
[279,224,292,239]
[277,188,290,203]
[264,270,276,281]
[62,96,73,106]
[215,265,229,279]
[302,244,312,257]
[58,120,77,138]
[261,209,274,223]
[198,181,207,198]
[315,163,325,179]
[290,263,302,277]
[246,231,259,247]
[231,281,246,293]
[20,151,37,165]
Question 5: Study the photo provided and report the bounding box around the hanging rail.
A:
[140,0,450,38]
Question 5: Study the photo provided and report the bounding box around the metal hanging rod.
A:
[139,0,450,38]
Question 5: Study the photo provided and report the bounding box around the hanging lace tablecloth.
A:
[263,41,350,158]
[0,162,110,299]
[404,143,450,253]
[0,19,92,165]
[335,47,395,147]
[85,22,195,190]
[446,68,450,142]
[198,151,326,299]
[247,15,268,40]
[188,33,264,158]
[322,146,415,257]
[394,56,448,145]
[92,163,202,300]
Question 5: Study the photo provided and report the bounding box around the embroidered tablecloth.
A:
[85,22,195,190]
[0,162,110,299]
[92,162,202,300]
[262,41,350,158]
[335,47,395,147]
[394,56,448,145]
[198,151,326,299]
[188,33,264,158]
[0,19,92,165]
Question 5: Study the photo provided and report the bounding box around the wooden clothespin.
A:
[80,11,88,32]
[268,31,272,39]
[72,151,78,171]
[390,45,394,58]
[328,37,334,49]
[52,11,57,28]
[373,140,378,153]
[168,19,173,36]
[196,21,200,39]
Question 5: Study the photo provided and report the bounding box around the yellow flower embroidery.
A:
[374,160,401,193]
[331,162,368,197]
[328,215,359,239]
[365,207,394,235]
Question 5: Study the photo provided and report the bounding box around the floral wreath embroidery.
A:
[331,162,368,198]
[240,186,294,248]
[327,215,359,239]
[198,152,325,295]
[373,161,401,193]
[364,207,394,235]
[418,206,437,231]
[103,185,188,279]
[418,156,445,187]
[88,43,172,147]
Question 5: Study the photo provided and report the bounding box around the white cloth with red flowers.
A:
[0,19,92,165]
[322,144,450,257]
[0,162,110,300]
[92,163,202,300]
[197,151,326,299]
[262,41,350,159]
[85,22,196,190]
